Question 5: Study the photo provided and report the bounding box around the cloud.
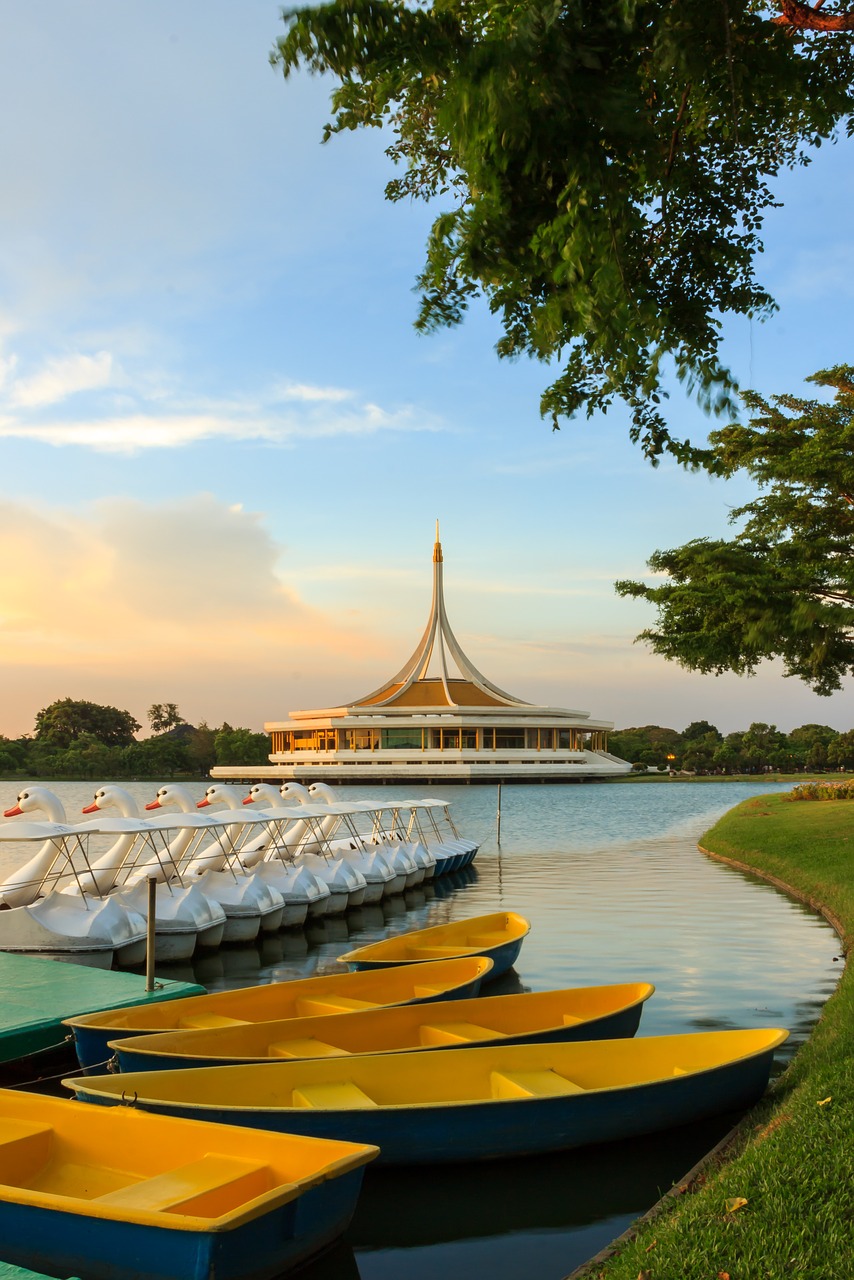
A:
[0,349,442,453]
[0,494,392,735]
[8,351,114,408]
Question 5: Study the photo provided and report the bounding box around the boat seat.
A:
[418,1022,501,1046]
[466,932,509,946]
[267,1037,348,1059]
[406,946,467,959]
[177,1013,248,1030]
[561,1014,583,1026]
[672,1066,688,1075]
[490,1070,585,1099]
[95,1154,274,1216]
[291,1081,377,1109]
[0,1120,53,1182]
[411,985,443,998]
[295,996,378,1016]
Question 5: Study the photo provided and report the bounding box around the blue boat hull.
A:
[347,936,523,983]
[73,969,487,1072]
[77,1048,776,1165]
[114,1000,647,1073]
[0,1167,367,1280]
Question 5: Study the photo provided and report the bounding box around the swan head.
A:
[4,785,65,821]
[307,783,336,804]
[198,784,236,810]
[82,784,139,817]
[244,783,282,807]
[280,782,310,804]
[145,785,172,811]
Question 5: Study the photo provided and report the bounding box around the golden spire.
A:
[433,518,443,563]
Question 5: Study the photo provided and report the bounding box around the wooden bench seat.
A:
[176,1013,248,1030]
[295,996,378,1016]
[267,1037,348,1059]
[490,1069,585,1099]
[95,1154,274,1216]
[291,1080,377,1110]
[419,1021,501,1046]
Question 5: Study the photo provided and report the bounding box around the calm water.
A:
[1,779,843,1280]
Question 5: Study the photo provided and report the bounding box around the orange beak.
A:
[197,798,211,808]
[3,805,23,817]
[81,802,100,814]
[242,796,256,805]
[144,800,162,811]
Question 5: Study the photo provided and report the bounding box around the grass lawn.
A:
[573,792,854,1280]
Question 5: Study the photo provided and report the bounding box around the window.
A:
[381,728,424,750]
[526,729,538,750]
[495,730,525,749]
[481,728,495,749]
[462,730,477,749]
[442,730,460,750]
[540,729,554,749]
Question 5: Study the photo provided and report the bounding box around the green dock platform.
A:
[0,952,204,1066]
[0,1264,80,1280]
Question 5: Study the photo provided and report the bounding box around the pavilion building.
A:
[211,529,631,783]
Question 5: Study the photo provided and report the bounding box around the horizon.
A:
[1,4,852,742]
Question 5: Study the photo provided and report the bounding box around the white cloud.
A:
[9,351,114,408]
[276,382,355,404]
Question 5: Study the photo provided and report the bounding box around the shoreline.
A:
[566,792,851,1280]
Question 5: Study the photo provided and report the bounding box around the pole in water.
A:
[145,876,157,992]
[496,782,502,844]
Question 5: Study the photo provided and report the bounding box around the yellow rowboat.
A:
[338,911,530,981]
[109,983,655,1072]
[0,1086,376,1280]
[65,956,492,1071]
[67,1027,788,1166]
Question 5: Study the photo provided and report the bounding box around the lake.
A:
[0,778,842,1280]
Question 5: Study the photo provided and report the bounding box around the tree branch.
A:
[774,0,854,31]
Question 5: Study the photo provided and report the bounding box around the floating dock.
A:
[0,952,203,1071]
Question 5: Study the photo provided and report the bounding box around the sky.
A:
[1,2,853,741]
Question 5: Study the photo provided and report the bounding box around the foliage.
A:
[609,719,854,772]
[790,778,854,797]
[34,698,141,748]
[273,1,854,463]
[617,366,854,690]
[215,725,271,766]
[147,702,185,734]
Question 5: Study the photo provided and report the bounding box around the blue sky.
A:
[1,2,853,740]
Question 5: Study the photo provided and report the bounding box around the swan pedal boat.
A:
[64,957,493,1070]
[67,1027,788,1166]
[108,982,655,1072]
[338,911,530,982]
[0,1087,376,1280]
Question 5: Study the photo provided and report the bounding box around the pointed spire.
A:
[350,528,529,709]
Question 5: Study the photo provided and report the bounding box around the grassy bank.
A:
[574,792,854,1280]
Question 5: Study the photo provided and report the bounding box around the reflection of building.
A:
[212,529,631,784]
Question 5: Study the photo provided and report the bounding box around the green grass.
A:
[575,792,854,1280]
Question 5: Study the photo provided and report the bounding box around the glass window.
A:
[557,730,572,749]
[293,730,317,751]
[462,730,477,749]
[526,729,538,750]
[540,729,554,749]
[381,728,424,750]
[495,730,525,749]
[442,730,460,750]
[481,728,495,750]
[429,728,442,749]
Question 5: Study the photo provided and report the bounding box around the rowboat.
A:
[66,1027,788,1165]
[64,956,493,1070]
[0,1087,377,1280]
[108,982,655,1072]
[338,911,530,981]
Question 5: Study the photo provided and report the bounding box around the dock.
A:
[0,952,203,1071]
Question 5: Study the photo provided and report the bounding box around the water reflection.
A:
[23,779,843,1280]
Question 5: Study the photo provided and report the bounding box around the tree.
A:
[273,1,854,464]
[148,703,185,735]
[617,366,854,692]
[34,698,140,748]
[214,726,271,767]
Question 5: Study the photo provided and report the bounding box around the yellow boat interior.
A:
[109,983,655,1063]
[0,1090,376,1224]
[72,1028,789,1111]
[338,911,530,964]
[64,957,493,1036]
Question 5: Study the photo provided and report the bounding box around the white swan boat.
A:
[144,786,285,941]
[0,813,146,967]
[197,786,326,927]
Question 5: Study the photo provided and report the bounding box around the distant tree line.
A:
[0,698,270,780]
[609,721,854,775]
